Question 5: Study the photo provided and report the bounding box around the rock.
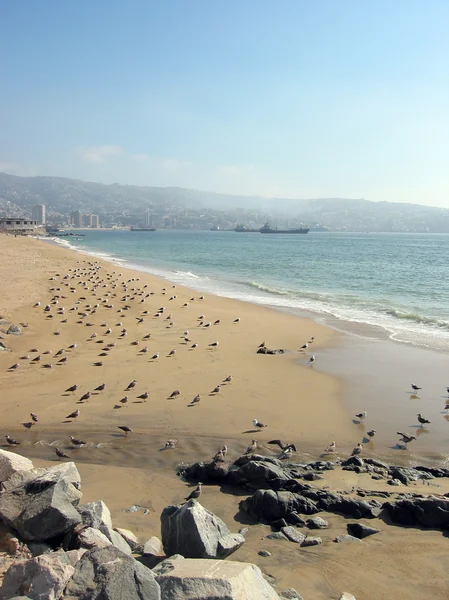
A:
[229,457,290,488]
[415,465,449,478]
[0,341,8,351]
[26,543,52,557]
[114,527,141,552]
[286,513,306,527]
[58,549,86,567]
[180,460,231,484]
[258,550,272,557]
[240,490,319,523]
[0,449,34,485]
[339,594,357,600]
[303,472,324,481]
[301,536,322,547]
[64,546,160,600]
[0,529,21,555]
[317,493,382,519]
[280,526,306,544]
[154,558,280,599]
[334,535,361,543]
[306,517,329,529]
[257,347,285,355]
[0,476,82,542]
[238,527,249,536]
[160,501,245,559]
[341,456,364,468]
[77,500,112,531]
[388,467,433,485]
[2,462,81,493]
[280,589,304,600]
[384,497,449,529]
[77,527,112,550]
[0,553,75,600]
[347,523,379,539]
[6,324,22,335]
[388,479,402,486]
[266,532,288,541]
[143,536,163,556]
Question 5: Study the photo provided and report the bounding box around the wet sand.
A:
[1,234,449,600]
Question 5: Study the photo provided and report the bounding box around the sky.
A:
[0,1,448,206]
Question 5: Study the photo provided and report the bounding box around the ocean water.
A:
[57,230,449,353]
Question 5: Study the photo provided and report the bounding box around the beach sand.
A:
[1,233,448,600]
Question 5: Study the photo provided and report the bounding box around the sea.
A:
[52,229,449,461]
[57,229,449,353]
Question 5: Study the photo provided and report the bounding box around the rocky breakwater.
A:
[0,449,285,600]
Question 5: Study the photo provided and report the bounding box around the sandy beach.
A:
[1,233,449,600]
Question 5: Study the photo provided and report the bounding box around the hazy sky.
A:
[1,1,448,206]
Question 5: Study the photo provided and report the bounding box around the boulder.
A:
[266,532,288,541]
[347,523,379,539]
[301,536,322,547]
[307,517,329,529]
[388,467,433,485]
[0,553,75,600]
[160,501,245,559]
[334,535,360,543]
[280,526,306,544]
[77,527,112,550]
[0,450,34,485]
[384,497,449,529]
[0,464,82,542]
[77,500,131,554]
[154,558,280,599]
[6,324,22,335]
[143,536,164,556]
[64,546,160,600]
[181,460,231,484]
[26,543,52,557]
[280,589,304,599]
[240,490,319,522]
[114,527,141,552]
[339,594,357,600]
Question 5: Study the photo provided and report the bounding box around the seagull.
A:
[209,341,219,348]
[150,352,159,360]
[299,343,308,351]
[213,449,225,462]
[258,341,266,348]
[169,390,180,398]
[223,375,232,383]
[214,319,220,325]
[211,385,221,394]
[94,383,106,393]
[325,441,336,453]
[411,383,422,394]
[220,444,228,456]
[351,442,363,456]
[66,409,80,420]
[119,396,129,405]
[190,394,201,405]
[30,413,38,423]
[190,343,198,349]
[184,482,202,501]
[252,418,267,430]
[137,392,149,401]
[355,411,367,420]
[5,435,20,445]
[93,361,103,367]
[22,422,34,430]
[117,426,133,436]
[245,439,258,455]
[268,439,296,452]
[79,391,91,403]
[9,363,19,370]
[397,432,417,444]
[366,429,376,438]
[139,347,148,353]
[165,439,177,448]
[55,447,71,460]
[233,318,240,323]
[307,355,316,364]
[417,413,430,425]
[167,349,176,357]
[125,380,137,391]
[70,435,86,446]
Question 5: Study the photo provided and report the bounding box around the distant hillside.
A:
[1,172,449,232]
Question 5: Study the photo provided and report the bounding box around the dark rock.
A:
[384,497,449,529]
[364,458,389,470]
[6,325,22,335]
[388,467,434,486]
[258,550,272,557]
[318,493,382,519]
[341,456,364,468]
[280,589,304,599]
[415,466,449,478]
[301,536,322,547]
[347,523,379,539]
[281,526,306,544]
[26,542,53,557]
[303,472,324,481]
[64,546,161,599]
[371,475,384,481]
[307,517,329,529]
[388,479,402,486]
[285,513,306,527]
[240,490,319,523]
[270,518,288,530]
[334,535,361,543]
[266,531,288,541]
[257,347,285,355]
[160,501,244,559]
[0,341,7,351]
[181,460,231,483]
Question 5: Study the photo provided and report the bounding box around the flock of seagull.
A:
[3,258,445,472]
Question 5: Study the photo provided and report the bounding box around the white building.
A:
[32,204,46,226]
[0,218,37,231]
[144,210,153,227]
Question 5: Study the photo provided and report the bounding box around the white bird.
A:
[252,418,267,430]
[351,442,363,456]
[325,441,336,453]
[307,354,315,364]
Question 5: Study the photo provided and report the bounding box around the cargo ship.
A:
[130,226,156,231]
[234,224,260,232]
[259,223,309,234]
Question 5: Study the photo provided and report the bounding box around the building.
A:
[70,210,82,227]
[82,214,93,228]
[91,215,99,228]
[31,204,46,226]
[144,210,153,228]
[0,218,37,232]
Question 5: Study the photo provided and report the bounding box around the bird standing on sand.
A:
[223,375,232,383]
[185,482,202,501]
[30,413,38,423]
[94,383,106,393]
[9,363,19,370]
[209,341,219,348]
[325,441,336,453]
[165,439,177,448]
[125,380,137,391]
[119,396,129,406]
[117,426,133,436]
[245,440,258,455]
[307,355,316,364]
[66,409,80,420]
[351,442,363,456]
[417,413,430,426]
[190,394,201,406]
[411,383,422,394]
[233,318,240,323]
[167,349,176,357]
[55,447,70,460]
[70,435,86,446]
[299,343,308,351]
[22,422,34,430]
[79,392,91,403]
[150,352,159,360]
[366,429,376,439]
[252,418,267,430]
[211,385,221,394]
[355,411,367,420]
[169,390,180,398]
[5,435,20,445]
[137,392,149,401]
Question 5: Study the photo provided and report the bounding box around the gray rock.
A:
[347,523,379,539]
[239,527,249,536]
[2,462,81,493]
[6,324,22,335]
[154,558,280,599]
[258,550,272,557]
[280,589,304,600]
[26,542,52,557]
[339,594,357,600]
[0,449,34,485]
[384,496,449,529]
[77,500,112,530]
[160,500,245,559]
[388,479,402,486]
[306,517,329,529]
[334,535,361,543]
[280,526,306,544]
[301,536,322,547]
[266,532,288,541]
[143,536,163,556]
[0,477,82,542]
[77,527,112,550]
[64,546,161,600]
[114,527,141,551]
[388,467,432,485]
[0,553,75,600]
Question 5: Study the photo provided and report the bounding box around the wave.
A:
[383,308,449,330]
[245,281,291,296]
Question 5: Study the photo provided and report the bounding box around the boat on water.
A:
[130,226,156,232]
[259,223,309,234]
[234,224,260,232]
